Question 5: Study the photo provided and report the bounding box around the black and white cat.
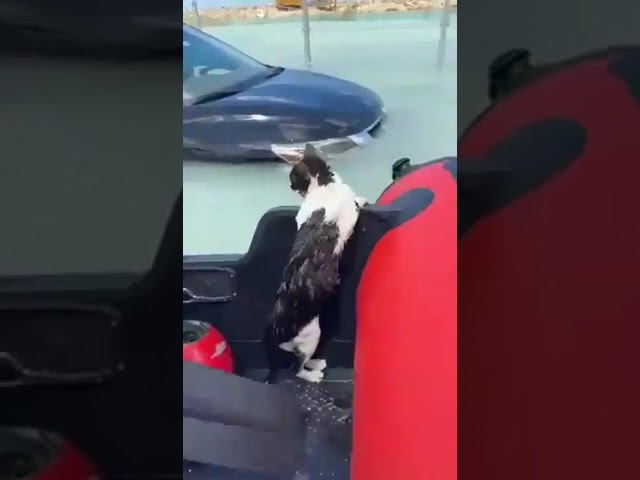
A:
[264,144,367,383]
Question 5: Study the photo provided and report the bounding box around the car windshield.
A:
[183,25,270,103]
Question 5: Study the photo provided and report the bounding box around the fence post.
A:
[192,0,202,29]
[436,0,451,69]
[302,0,312,69]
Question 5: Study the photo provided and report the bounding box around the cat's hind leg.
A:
[306,311,336,372]
[305,328,329,372]
[304,358,327,372]
[295,360,324,383]
[292,317,323,383]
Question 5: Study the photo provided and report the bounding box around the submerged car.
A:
[183,24,386,163]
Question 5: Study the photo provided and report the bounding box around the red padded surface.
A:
[352,161,457,480]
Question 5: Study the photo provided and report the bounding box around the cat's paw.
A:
[355,196,369,208]
[305,358,327,372]
[296,368,324,383]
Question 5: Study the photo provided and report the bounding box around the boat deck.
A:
[185,368,354,479]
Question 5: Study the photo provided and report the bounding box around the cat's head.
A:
[288,144,335,197]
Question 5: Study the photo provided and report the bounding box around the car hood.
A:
[183,68,385,162]
[213,68,384,134]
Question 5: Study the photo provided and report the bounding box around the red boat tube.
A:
[0,428,99,480]
[183,320,234,373]
[351,159,457,480]
[458,47,640,479]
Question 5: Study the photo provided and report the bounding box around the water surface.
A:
[184,13,457,254]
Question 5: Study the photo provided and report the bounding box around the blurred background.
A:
[183,0,457,254]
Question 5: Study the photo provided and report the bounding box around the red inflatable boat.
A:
[352,158,457,480]
[458,46,640,479]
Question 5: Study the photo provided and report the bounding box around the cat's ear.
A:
[291,159,310,178]
[303,143,318,158]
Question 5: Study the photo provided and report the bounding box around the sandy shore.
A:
[184,0,457,26]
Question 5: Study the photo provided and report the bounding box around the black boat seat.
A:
[183,362,304,475]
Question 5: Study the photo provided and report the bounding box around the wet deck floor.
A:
[185,368,355,479]
[183,13,457,255]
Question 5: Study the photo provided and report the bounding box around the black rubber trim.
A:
[443,157,457,182]
[376,156,453,202]
[461,45,640,140]
[458,119,586,238]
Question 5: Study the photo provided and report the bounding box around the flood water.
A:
[183,12,457,254]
